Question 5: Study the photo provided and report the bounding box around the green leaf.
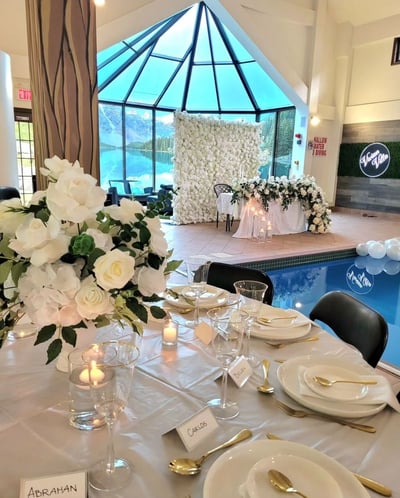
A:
[0,261,13,284]
[34,324,57,345]
[61,326,77,347]
[148,252,163,270]
[46,338,63,364]
[150,306,166,319]
[0,236,14,258]
[87,247,106,270]
[165,259,183,274]
[139,225,151,245]
[126,298,148,323]
[11,260,28,284]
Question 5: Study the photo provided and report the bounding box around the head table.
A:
[1,300,399,498]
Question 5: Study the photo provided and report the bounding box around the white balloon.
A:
[384,238,400,249]
[354,256,368,269]
[366,240,377,249]
[368,242,386,259]
[356,243,369,256]
[387,245,400,261]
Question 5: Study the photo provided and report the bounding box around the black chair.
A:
[207,262,274,305]
[0,186,20,200]
[148,184,173,215]
[309,290,388,367]
[213,183,233,230]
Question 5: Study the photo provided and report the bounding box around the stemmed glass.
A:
[185,257,210,326]
[85,339,139,492]
[234,280,268,367]
[207,308,248,420]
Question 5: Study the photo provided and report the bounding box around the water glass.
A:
[185,257,210,326]
[234,280,268,367]
[68,346,107,430]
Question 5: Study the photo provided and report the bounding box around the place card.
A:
[228,355,253,387]
[20,470,87,498]
[164,406,219,452]
[195,321,216,345]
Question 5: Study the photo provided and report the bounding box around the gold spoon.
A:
[264,336,319,349]
[168,428,252,475]
[257,359,275,394]
[268,469,308,498]
[313,376,378,387]
[258,315,297,324]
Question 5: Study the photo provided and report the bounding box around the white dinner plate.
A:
[203,440,368,498]
[239,454,342,498]
[277,355,387,418]
[251,321,312,340]
[303,364,369,401]
[164,285,228,309]
[257,306,300,328]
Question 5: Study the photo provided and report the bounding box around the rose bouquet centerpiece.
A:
[232,175,331,233]
[0,156,180,363]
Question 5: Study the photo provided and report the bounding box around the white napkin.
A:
[257,305,310,329]
[298,366,400,413]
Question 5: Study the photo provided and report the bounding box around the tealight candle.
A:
[79,361,105,384]
[162,319,178,347]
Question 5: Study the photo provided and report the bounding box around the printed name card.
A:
[229,356,253,387]
[20,471,87,498]
[195,322,216,345]
[175,406,219,452]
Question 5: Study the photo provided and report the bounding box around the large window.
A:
[14,108,35,204]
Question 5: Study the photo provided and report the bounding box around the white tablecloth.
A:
[233,197,306,238]
[216,192,241,218]
[0,308,399,498]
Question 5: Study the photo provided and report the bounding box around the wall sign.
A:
[359,142,390,177]
[312,136,327,156]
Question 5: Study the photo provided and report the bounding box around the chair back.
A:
[213,183,233,197]
[309,290,388,367]
[207,262,274,305]
[0,186,20,200]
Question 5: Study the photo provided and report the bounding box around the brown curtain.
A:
[25,0,99,189]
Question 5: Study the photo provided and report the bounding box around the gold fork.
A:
[264,336,319,349]
[274,398,376,433]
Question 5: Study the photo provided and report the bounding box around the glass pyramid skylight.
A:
[97,1,292,114]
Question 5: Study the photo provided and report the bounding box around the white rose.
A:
[104,197,144,224]
[46,166,106,223]
[75,276,114,319]
[40,155,75,180]
[94,249,136,290]
[0,198,26,234]
[135,262,167,296]
[9,214,70,266]
[145,216,169,257]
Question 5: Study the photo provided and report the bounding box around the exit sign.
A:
[18,88,32,101]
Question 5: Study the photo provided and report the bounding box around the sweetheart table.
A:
[233,197,306,238]
[0,299,399,498]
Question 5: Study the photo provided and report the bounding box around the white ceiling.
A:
[0,0,399,58]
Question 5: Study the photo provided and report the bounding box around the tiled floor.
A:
[163,207,400,269]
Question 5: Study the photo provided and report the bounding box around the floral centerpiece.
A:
[0,156,180,363]
[232,175,331,233]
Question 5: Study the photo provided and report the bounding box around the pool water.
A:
[267,256,400,372]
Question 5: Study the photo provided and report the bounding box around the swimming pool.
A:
[265,255,400,373]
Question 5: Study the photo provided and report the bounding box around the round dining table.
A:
[0,297,399,498]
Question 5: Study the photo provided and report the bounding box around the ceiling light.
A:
[94,0,105,6]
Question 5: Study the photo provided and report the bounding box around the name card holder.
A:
[228,356,253,387]
[20,470,87,498]
[195,322,216,345]
[164,406,219,452]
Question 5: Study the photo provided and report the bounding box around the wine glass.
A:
[185,257,210,326]
[85,339,140,492]
[234,280,268,367]
[207,308,248,420]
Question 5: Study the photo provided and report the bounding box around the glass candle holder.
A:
[162,319,178,348]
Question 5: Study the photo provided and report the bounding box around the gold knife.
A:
[266,433,392,496]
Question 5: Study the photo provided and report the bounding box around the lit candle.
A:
[162,320,178,347]
[79,361,105,384]
[267,221,272,231]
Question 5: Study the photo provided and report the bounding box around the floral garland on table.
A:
[0,156,180,363]
[232,175,331,233]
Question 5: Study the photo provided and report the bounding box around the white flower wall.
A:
[173,112,262,224]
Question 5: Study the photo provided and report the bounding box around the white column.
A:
[0,51,19,188]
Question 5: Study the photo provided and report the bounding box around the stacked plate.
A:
[277,355,388,418]
[164,284,230,309]
[203,440,369,498]
[251,305,312,340]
